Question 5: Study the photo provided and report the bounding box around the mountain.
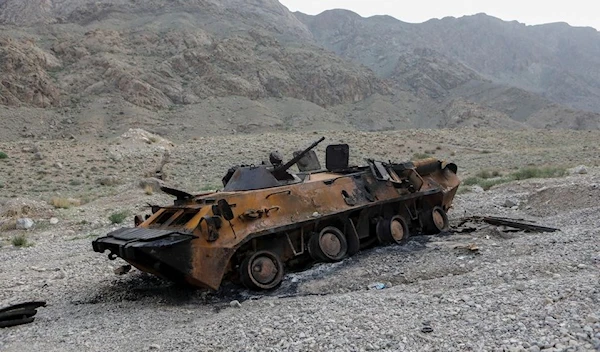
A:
[297,10,600,115]
[0,1,599,142]
[0,0,397,140]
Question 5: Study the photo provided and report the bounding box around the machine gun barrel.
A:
[275,137,325,173]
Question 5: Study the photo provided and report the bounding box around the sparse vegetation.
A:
[144,184,154,195]
[412,153,432,160]
[0,151,8,159]
[464,166,568,190]
[12,235,31,247]
[1,219,17,231]
[511,166,567,180]
[109,211,129,224]
[50,197,81,209]
[475,169,502,179]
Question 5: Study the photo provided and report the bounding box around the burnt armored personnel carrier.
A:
[93,138,460,290]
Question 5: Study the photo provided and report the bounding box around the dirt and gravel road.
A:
[1,129,599,351]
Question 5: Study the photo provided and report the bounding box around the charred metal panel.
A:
[326,144,350,171]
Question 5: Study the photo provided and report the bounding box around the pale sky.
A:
[280,0,600,31]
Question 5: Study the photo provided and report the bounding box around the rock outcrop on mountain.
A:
[0,0,312,40]
[0,36,62,107]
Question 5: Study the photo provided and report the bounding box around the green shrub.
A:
[12,235,30,247]
[475,170,501,179]
[511,167,567,180]
[464,166,568,191]
[0,151,7,159]
[412,153,432,160]
[109,211,129,224]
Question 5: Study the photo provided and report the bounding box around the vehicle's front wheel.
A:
[420,206,449,234]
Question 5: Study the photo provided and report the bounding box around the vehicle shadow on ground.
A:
[72,233,445,309]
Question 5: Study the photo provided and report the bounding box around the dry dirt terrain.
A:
[0,129,599,351]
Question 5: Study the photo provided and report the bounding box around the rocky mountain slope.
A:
[0,1,599,142]
[298,10,600,117]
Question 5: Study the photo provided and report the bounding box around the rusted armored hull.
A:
[93,141,460,291]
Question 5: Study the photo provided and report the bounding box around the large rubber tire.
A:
[240,250,284,291]
[420,206,449,235]
[308,226,348,263]
[376,215,410,245]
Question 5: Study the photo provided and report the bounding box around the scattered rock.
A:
[16,218,34,230]
[503,199,518,208]
[114,265,132,275]
[53,271,66,280]
[33,152,44,160]
[109,152,123,162]
[49,218,59,225]
[229,300,242,308]
[472,185,484,193]
[139,178,164,192]
[22,145,39,153]
[571,165,588,175]
[368,282,387,290]
[148,344,160,350]
[53,162,63,169]
[97,176,121,186]
[421,326,434,333]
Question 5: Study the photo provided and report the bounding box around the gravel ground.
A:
[1,130,599,351]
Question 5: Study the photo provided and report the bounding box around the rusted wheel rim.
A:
[320,231,342,258]
[251,256,278,285]
[390,219,405,242]
[432,209,446,230]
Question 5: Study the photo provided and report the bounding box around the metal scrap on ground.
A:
[454,216,560,233]
[0,301,46,328]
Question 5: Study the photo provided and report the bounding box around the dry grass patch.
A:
[144,184,154,195]
[50,197,82,209]
[0,219,17,231]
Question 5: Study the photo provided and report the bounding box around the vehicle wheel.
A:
[376,216,410,244]
[308,226,348,262]
[240,250,284,290]
[420,206,449,234]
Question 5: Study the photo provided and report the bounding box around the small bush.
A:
[412,153,432,160]
[456,186,472,195]
[199,184,220,191]
[475,170,501,179]
[50,197,81,209]
[511,167,567,181]
[465,166,568,191]
[462,177,483,186]
[0,151,7,159]
[144,184,154,195]
[109,211,129,224]
[12,235,30,247]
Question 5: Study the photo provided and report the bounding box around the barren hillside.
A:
[0,1,600,142]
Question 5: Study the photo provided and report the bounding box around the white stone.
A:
[16,218,34,230]
[49,218,59,225]
[504,199,518,208]
[571,165,588,175]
